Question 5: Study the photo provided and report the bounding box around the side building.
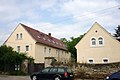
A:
[4,23,71,67]
[75,22,120,64]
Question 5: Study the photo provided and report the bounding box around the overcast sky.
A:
[0,0,120,45]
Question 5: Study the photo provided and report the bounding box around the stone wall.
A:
[74,62,120,79]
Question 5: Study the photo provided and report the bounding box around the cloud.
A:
[0,0,120,45]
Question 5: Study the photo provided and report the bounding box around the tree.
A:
[114,25,120,41]
[0,45,33,74]
[60,35,84,62]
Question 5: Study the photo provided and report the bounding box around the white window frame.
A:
[49,48,51,53]
[88,58,94,64]
[16,34,19,39]
[98,36,104,46]
[15,64,20,71]
[20,33,22,39]
[90,37,96,47]
[17,46,20,52]
[102,58,109,63]
[44,47,46,53]
[25,45,29,51]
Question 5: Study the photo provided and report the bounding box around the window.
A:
[91,38,96,46]
[20,33,22,39]
[103,58,109,63]
[98,37,103,45]
[89,60,93,63]
[16,34,19,39]
[15,64,20,71]
[17,46,20,52]
[49,48,51,53]
[88,58,94,63]
[44,47,46,53]
[26,45,29,51]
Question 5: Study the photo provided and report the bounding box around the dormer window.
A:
[91,38,96,46]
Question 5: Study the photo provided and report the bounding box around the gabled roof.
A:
[21,23,67,51]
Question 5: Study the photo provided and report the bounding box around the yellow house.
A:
[75,22,120,64]
[4,23,71,66]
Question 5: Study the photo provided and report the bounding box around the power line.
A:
[38,5,120,27]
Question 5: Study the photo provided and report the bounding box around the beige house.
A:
[75,22,120,64]
[4,23,71,66]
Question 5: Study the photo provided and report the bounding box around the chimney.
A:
[48,33,51,36]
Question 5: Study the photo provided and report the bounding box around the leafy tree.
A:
[114,25,120,41]
[60,35,84,62]
[0,45,33,74]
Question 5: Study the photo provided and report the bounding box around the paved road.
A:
[0,76,104,80]
[0,76,30,80]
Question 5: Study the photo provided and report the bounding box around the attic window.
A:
[16,34,19,39]
[48,39,51,42]
[91,38,96,46]
[98,37,104,45]
[20,33,22,39]
[52,40,55,44]
[56,42,59,45]
[37,36,40,38]
[60,43,62,46]
[43,37,46,40]
[95,30,98,33]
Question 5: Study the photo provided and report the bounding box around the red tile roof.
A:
[21,23,67,51]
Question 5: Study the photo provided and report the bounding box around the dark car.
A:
[30,67,74,80]
[106,71,120,80]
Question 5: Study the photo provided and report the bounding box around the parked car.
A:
[106,71,120,80]
[30,67,74,80]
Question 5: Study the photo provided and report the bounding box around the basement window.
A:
[102,58,109,63]
[88,58,94,63]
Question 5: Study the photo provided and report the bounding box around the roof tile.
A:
[21,23,67,50]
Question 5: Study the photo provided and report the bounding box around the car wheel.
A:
[32,75,37,80]
[54,76,61,80]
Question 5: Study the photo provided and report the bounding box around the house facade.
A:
[75,22,120,64]
[4,23,71,66]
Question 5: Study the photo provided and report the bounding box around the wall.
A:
[5,24,36,59]
[74,63,120,79]
[76,23,120,64]
[35,43,70,64]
